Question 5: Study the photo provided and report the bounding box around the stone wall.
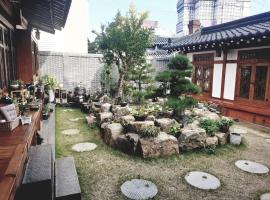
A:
[39,51,169,93]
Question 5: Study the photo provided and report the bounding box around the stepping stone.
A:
[184,171,221,190]
[235,160,269,174]
[72,143,97,152]
[261,193,270,200]
[121,179,158,200]
[62,129,80,136]
[265,139,270,144]
[63,109,74,112]
[69,118,83,122]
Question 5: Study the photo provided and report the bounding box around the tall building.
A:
[176,0,251,36]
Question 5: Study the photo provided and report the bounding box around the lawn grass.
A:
[55,106,270,200]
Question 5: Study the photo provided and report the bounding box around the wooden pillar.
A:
[15,29,33,84]
[220,50,227,99]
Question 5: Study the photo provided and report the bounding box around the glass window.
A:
[254,66,268,101]
[239,66,252,99]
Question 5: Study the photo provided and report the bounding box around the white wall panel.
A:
[212,64,223,98]
[223,63,237,100]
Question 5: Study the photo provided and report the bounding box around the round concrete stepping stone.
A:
[72,143,97,152]
[62,129,80,136]
[235,160,269,174]
[261,193,270,200]
[184,171,221,190]
[63,109,74,112]
[121,179,158,200]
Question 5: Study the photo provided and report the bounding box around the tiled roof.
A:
[154,11,270,52]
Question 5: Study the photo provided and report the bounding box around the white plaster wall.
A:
[223,63,237,100]
[212,63,223,98]
[38,0,89,54]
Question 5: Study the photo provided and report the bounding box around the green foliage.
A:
[131,106,149,117]
[165,96,198,115]
[156,54,199,97]
[204,146,216,155]
[217,118,234,133]
[100,64,117,96]
[40,75,58,90]
[97,4,152,98]
[199,118,219,136]
[139,125,160,138]
[88,39,99,54]
[168,126,182,137]
[127,63,155,104]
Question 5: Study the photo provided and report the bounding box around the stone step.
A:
[16,144,54,200]
[55,157,81,200]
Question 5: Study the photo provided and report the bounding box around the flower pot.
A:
[49,90,55,103]
[134,115,147,121]
[230,133,242,145]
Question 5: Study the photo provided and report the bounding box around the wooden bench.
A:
[55,157,81,200]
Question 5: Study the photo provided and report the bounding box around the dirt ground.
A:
[55,107,270,200]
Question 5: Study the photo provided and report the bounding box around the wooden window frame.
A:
[192,53,214,97]
[235,48,270,106]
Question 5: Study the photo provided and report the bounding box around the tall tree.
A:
[97,4,152,101]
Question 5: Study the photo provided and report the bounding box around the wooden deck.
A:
[0,107,42,200]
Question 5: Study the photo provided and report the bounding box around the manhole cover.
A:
[235,160,269,174]
[62,129,80,136]
[261,193,270,200]
[121,179,158,200]
[72,143,97,152]
[184,171,221,190]
[69,118,83,122]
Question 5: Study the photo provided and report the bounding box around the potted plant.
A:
[40,75,58,103]
[131,107,148,121]
[217,119,233,133]
[42,104,50,120]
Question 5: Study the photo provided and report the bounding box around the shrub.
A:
[217,118,234,133]
[139,125,160,138]
[199,118,219,136]
[168,126,182,138]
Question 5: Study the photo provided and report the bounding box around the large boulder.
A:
[192,108,220,121]
[101,103,112,112]
[127,121,155,133]
[215,132,228,145]
[206,136,218,147]
[97,112,113,124]
[104,123,124,147]
[178,127,207,150]
[115,133,140,155]
[100,122,110,138]
[85,115,96,126]
[112,106,131,118]
[146,115,156,122]
[155,118,180,132]
[120,115,135,126]
[136,133,179,158]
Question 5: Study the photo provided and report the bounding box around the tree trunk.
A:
[116,73,125,104]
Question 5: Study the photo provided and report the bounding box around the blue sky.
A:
[88,0,270,41]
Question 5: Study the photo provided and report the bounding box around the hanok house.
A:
[0,0,71,200]
[159,12,270,126]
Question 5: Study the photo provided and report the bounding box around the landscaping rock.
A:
[155,118,180,132]
[104,123,124,147]
[193,108,220,121]
[91,102,101,113]
[146,115,156,121]
[215,132,228,145]
[113,106,131,118]
[115,133,140,155]
[136,132,179,158]
[100,122,110,138]
[101,103,112,112]
[120,115,135,126]
[178,127,207,150]
[86,115,96,126]
[97,112,113,124]
[206,136,218,146]
[128,121,155,133]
